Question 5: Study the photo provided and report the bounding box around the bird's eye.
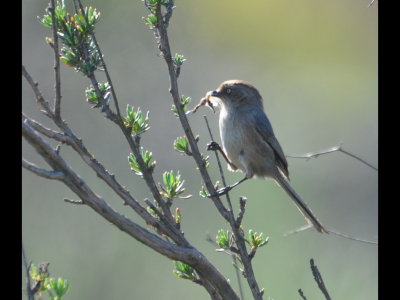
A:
[226,88,232,94]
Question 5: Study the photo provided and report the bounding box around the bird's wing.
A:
[252,110,290,179]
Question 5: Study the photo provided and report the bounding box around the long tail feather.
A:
[274,173,328,234]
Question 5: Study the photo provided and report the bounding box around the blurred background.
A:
[22,0,377,299]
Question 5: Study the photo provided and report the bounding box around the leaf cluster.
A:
[124,105,150,135]
[160,170,191,200]
[171,95,192,117]
[39,0,103,75]
[85,82,110,106]
[29,264,70,300]
[172,260,196,281]
[128,148,156,177]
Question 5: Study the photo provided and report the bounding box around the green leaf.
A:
[172,261,196,281]
[128,148,156,177]
[85,82,110,106]
[199,186,207,198]
[124,104,150,135]
[172,95,192,116]
[173,136,191,155]
[142,13,157,28]
[173,53,186,66]
[248,229,269,249]
[216,229,231,249]
[49,277,70,297]
[160,170,191,200]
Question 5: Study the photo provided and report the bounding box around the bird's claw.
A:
[206,141,221,151]
[208,186,232,197]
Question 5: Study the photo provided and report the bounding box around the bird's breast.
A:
[219,108,248,170]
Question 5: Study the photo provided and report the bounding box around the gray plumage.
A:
[210,79,327,233]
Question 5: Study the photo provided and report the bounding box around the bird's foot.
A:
[209,185,233,197]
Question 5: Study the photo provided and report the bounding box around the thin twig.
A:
[310,259,331,300]
[22,158,65,180]
[203,116,245,300]
[298,289,308,300]
[287,143,377,171]
[72,0,179,236]
[22,113,69,143]
[148,2,241,298]
[368,0,377,8]
[22,59,183,248]
[284,223,378,245]
[75,0,122,118]
[285,224,377,245]
[204,117,265,297]
[153,2,231,222]
[22,243,34,300]
[203,116,235,213]
[326,227,378,245]
[22,65,54,118]
[49,0,62,120]
[236,197,247,227]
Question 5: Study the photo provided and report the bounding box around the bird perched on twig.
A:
[190,79,327,233]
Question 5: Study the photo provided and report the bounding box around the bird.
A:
[200,79,327,233]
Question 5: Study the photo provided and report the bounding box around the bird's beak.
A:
[207,90,220,98]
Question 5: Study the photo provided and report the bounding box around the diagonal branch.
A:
[150,3,259,299]
[22,119,187,262]
[152,3,231,223]
[22,65,54,118]
[74,0,122,119]
[310,259,331,300]
[22,118,239,300]
[22,158,65,180]
[22,113,69,143]
[287,143,378,171]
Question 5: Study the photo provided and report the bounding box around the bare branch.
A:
[285,224,378,245]
[22,158,65,180]
[64,198,84,205]
[22,113,69,143]
[287,143,378,171]
[236,197,247,227]
[203,115,261,300]
[22,119,189,261]
[22,65,54,118]
[150,3,231,222]
[298,289,308,300]
[22,91,239,300]
[49,0,62,120]
[326,227,378,245]
[310,259,331,300]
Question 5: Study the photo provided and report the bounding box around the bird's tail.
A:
[274,173,328,234]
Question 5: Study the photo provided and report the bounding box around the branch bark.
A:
[22,118,239,299]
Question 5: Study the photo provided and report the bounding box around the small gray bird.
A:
[205,79,327,233]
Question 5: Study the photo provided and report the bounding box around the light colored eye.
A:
[226,88,232,94]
